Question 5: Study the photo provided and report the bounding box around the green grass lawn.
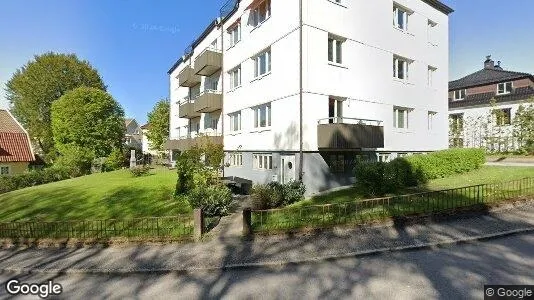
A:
[295,166,534,207]
[0,168,191,222]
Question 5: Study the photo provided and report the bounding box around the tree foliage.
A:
[513,98,534,154]
[146,99,170,151]
[51,87,125,160]
[5,52,106,161]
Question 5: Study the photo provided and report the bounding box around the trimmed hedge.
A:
[0,166,78,194]
[354,148,486,196]
[187,184,233,217]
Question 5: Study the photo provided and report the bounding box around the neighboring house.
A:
[0,109,35,176]
[140,123,159,155]
[448,56,534,152]
[165,0,453,194]
[124,118,143,149]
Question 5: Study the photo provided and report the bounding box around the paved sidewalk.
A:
[0,202,533,274]
[485,162,534,167]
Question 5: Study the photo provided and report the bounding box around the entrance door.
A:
[280,155,296,184]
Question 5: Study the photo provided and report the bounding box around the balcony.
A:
[194,90,222,113]
[164,132,223,151]
[317,118,384,149]
[194,47,222,76]
[178,66,201,87]
[178,98,201,119]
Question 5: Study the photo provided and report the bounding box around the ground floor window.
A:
[321,152,367,174]
[171,150,181,161]
[378,153,391,162]
[0,166,10,175]
[253,153,272,170]
[450,138,464,148]
[229,153,243,167]
[397,153,408,158]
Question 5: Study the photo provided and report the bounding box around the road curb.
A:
[1,227,532,276]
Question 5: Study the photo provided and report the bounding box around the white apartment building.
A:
[166,0,453,194]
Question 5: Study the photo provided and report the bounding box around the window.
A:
[449,114,464,131]
[393,107,410,129]
[230,153,243,167]
[254,154,273,170]
[328,35,344,64]
[493,108,512,126]
[428,66,437,86]
[253,103,271,128]
[329,154,345,173]
[205,74,219,91]
[453,89,466,101]
[393,4,410,31]
[190,84,201,99]
[428,20,437,45]
[497,82,513,95]
[210,38,219,50]
[204,113,219,130]
[393,56,410,80]
[251,0,271,27]
[329,98,343,123]
[378,153,390,163]
[229,111,241,132]
[254,49,271,78]
[428,111,437,130]
[229,66,241,89]
[228,23,241,47]
[0,166,10,175]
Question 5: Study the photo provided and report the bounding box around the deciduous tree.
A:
[146,99,170,151]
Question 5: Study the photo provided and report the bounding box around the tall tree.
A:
[5,52,106,161]
[51,87,125,159]
[513,98,534,154]
[146,99,170,151]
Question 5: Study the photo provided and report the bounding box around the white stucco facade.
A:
[168,0,452,194]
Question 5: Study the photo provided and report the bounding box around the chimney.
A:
[484,55,495,69]
[494,61,503,70]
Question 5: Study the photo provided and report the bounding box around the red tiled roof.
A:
[0,133,34,162]
[0,110,24,133]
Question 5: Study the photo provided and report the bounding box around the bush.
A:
[130,165,151,177]
[0,166,76,194]
[251,181,306,209]
[354,148,486,196]
[187,184,233,217]
[55,145,95,177]
[105,148,125,171]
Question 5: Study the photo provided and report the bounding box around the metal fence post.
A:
[193,208,204,241]
[243,207,253,238]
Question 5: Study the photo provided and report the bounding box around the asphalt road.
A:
[0,233,532,300]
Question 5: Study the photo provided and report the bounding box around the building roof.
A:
[449,68,533,91]
[0,109,35,163]
[449,86,534,109]
[140,123,150,130]
[167,0,452,75]
[125,118,134,127]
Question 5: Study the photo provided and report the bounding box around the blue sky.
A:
[1,0,533,124]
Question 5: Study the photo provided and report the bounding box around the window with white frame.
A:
[251,0,271,28]
[393,107,410,129]
[493,108,512,126]
[428,66,437,86]
[228,23,241,47]
[393,56,410,80]
[253,153,273,170]
[378,153,390,163]
[328,35,344,64]
[453,89,466,100]
[190,84,201,99]
[229,153,243,167]
[428,111,437,130]
[229,66,241,89]
[191,120,200,133]
[229,111,241,132]
[253,103,271,128]
[205,73,219,91]
[393,4,411,31]
[497,82,513,95]
[0,166,10,175]
[428,19,437,45]
[254,49,271,78]
[204,113,219,131]
[210,38,219,50]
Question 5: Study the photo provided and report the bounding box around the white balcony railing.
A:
[317,117,383,126]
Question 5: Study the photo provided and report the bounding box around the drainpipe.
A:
[219,16,225,178]
[298,0,304,181]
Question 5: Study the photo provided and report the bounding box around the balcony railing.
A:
[317,117,384,149]
[178,98,201,119]
[194,89,222,113]
[194,47,222,76]
[178,66,201,87]
[165,131,223,151]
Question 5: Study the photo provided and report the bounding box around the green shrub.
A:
[251,181,307,209]
[0,166,77,194]
[55,145,95,177]
[105,148,125,171]
[187,184,233,217]
[175,150,203,195]
[130,165,151,177]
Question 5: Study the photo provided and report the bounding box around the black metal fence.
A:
[251,177,534,233]
[0,215,194,240]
